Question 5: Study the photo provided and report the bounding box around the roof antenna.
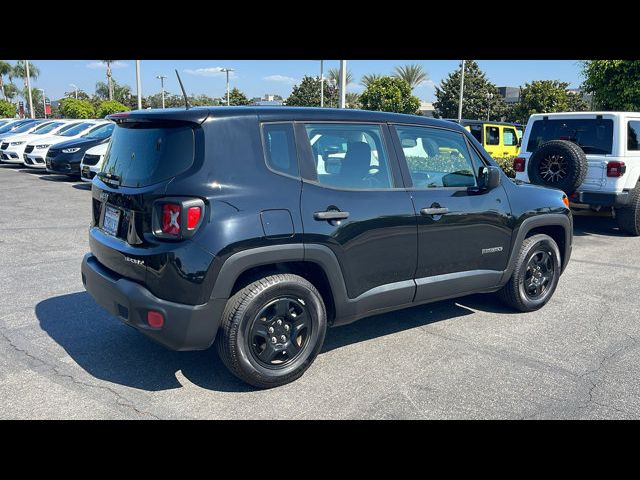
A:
[175,69,190,110]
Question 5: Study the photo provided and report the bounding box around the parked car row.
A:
[0,118,114,177]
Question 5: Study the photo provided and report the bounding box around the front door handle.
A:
[314,210,350,221]
[420,207,449,216]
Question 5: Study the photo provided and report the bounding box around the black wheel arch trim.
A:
[501,213,572,284]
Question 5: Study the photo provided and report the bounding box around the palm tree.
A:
[328,67,353,86]
[361,73,383,87]
[345,92,360,109]
[393,64,428,89]
[102,60,118,100]
[4,83,17,101]
[0,61,12,100]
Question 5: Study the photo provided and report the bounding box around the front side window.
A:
[303,123,392,189]
[84,123,115,140]
[486,126,500,145]
[503,128,518,146]
[262,123,298,177]
[628,121,640,151]
[396,125,477,188]
[469,124,482,143]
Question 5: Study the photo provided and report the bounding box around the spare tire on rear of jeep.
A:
[527,139,588,195]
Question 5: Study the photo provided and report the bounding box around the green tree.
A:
[59,98,96,119]
[93,79,134,108]
[227,87,251,106]
[0,99,16,117]
[64,89,91,101]
[0,61,12,100]
[582,60,640,110]
[393,64,429,89]
[361,73,383,87]
[101,60,118,100]
[512,80,571,122]
[359,76,420,114]
[285,76,339,107]
[328,67,353,86]
[434,60,505,120]
[96,100,129,118]
[345,92,360,109]
[3,83,17,101]
[567,91,590,112]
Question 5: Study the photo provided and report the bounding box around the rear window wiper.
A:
[97,172,121,185]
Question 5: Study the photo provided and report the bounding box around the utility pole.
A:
[457,60,465,122]
[136,60,142,110]
[320,60,324,107]
[25,60,34,119]
[156,75,167,109]
[221,68,234,106]
[69,84,78,99]
[339,60,347,109]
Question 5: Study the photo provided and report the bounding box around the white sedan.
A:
[23,120,110,169]
[80,142,109,182]
[0,120,81,164]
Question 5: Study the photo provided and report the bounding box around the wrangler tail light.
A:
[606,161,626,177]
[152,198,205,240]
[513,157,526,172]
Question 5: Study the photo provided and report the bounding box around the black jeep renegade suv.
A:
[81,107,572,388]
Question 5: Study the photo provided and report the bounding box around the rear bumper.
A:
[81,253,226,351]
[570,191,630,207]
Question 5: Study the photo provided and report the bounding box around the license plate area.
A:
[103,205,121,237]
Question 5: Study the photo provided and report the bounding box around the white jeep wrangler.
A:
[514,112,640,235]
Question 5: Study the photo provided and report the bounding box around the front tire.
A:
[615,182,640,236]
[498,234,561,312]
[216,273,327,389]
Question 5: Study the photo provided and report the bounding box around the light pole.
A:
[136,60,142,110]
[338,60,347,109]
[156,75,167,109]
[486,92,494,120]
[25,60,34,119]
[221,68,234,106]
[38,88,46,119]
[457,60,465,122]
[320,60,324,107]
[69,83,78,99]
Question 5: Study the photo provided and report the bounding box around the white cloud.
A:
[86,61,128,69]
[420,79,436,88]
[263,74,296,84]
[184,67,236,78]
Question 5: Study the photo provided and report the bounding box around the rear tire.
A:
[498,234,561,312]
[615,182,640,236]
[216,274,327,389]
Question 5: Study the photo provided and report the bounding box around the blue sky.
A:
[16,60,584,102]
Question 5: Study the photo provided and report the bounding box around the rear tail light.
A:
[187,206,202,230]
[606,161,626,177]
[513,157,526,172]
[152,197,205,240]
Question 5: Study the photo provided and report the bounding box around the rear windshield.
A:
[526,118,614,154]
[101,123,195,187]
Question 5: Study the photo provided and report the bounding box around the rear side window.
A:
[262,123,298,177]
[303,123,392,190]
[486,126,499,145]
[101,123,195,187]
[503,128,518,146]
[526,118,614,154]
[628,121,640,151]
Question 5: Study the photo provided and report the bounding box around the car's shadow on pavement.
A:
[572,212,625,237]
[72,183,91,190]
[38,175,78,183]
[36,290,499,392]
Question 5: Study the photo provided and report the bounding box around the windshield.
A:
[527,118,614,154]
[8,121,41,134]
[60,122,94,137]
[101,123,195,188]
[33,122,65,135]
[56,122,80,134]
[83,123,114,140]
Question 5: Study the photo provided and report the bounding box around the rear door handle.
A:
[314,210,350,221]
[420,207,449,216]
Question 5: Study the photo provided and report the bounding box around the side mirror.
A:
[478,165,501,190]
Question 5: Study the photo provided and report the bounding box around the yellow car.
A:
[453,120,522,158]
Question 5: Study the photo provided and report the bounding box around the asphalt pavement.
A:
[1,164,638,419]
